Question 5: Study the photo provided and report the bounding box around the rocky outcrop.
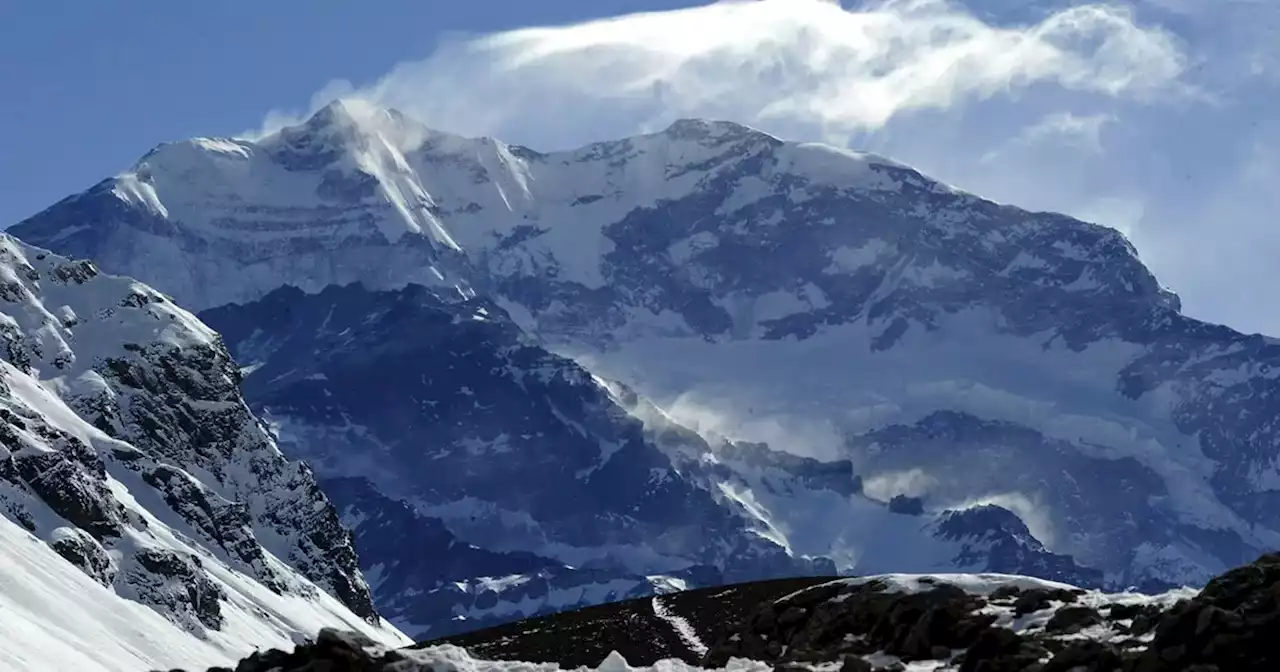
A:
[180,629,413,672]
[0,235,389,643]
[1128,552,1280,670]
[933,504,1105,589]
[123,548,227,631]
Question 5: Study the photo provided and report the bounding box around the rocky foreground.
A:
[181,553,1280,671]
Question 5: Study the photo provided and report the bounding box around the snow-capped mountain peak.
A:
[12,103,1279,639]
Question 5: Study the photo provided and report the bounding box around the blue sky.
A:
[0,0,702,226]
[4,0,1280,335]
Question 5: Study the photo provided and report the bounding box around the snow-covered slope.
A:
[0,235,406,670]
[12,99,1280,593]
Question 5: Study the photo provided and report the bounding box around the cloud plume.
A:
[250,0,1185,144]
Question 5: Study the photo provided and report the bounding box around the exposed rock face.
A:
[0,234,398,658]
[704,554,1280,671]
[932,504,1105,589]
[1129,552,1280,670]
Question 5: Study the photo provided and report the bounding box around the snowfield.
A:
[0,512,404,672]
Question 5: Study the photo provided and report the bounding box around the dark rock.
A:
[1044,606,1103,634]
[130,548,226,629]
[50,528,114,585]
[1012,588,1079,616]
[958,628,1041,672]
[1127,552,1280,671]
[888,495,924,516]
[1042,640,1121,672]
[779,606,809,628]
[839,655,873,672]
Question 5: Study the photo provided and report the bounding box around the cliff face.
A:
[0,234,404,670]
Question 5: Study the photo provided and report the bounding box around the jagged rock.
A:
[1127,552,1280,670]
[1045,605,1104,634]
[49,526,114,585]
[1041,640,1123,672]
[1012,587,1081,616]
[126,548,226,630]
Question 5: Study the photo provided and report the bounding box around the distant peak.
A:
[304,98,394,131]
[661,118,777,144]
[254,98,439,172]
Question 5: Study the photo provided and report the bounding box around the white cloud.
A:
[659,390,846,461]
[1019,111,1114,150]
[249,0,1186,145]
[863,468,938,500]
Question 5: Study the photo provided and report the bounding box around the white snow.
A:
[403,644,773,672]
[0,462,406,672]
[651,595,709,658]
[0,512,232,672]
[824,240,894,274]
[804,573,1083,599]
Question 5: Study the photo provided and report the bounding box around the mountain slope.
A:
[0,235,405,670]
[12,100,1280,591]
[199,282,1099,635]
[198,282,834,636]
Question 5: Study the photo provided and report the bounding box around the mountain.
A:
[0,235,405,670]
[12,99,1280,606]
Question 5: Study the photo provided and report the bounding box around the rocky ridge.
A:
[186,551,1280,672]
